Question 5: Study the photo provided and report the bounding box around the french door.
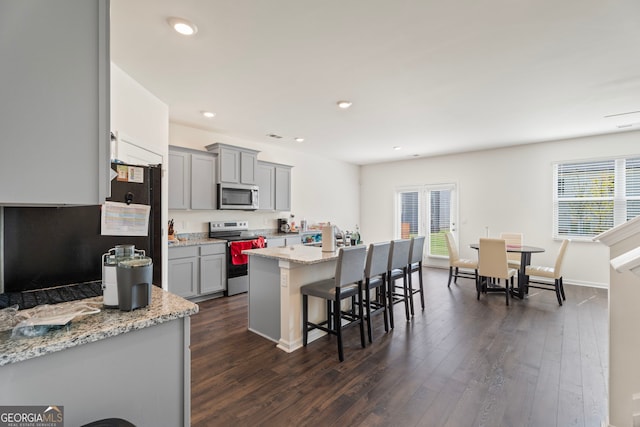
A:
[397,184,457,257]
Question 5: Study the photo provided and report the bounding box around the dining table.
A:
[470,243,545,299]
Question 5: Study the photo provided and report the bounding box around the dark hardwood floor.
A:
[190,267,608,427]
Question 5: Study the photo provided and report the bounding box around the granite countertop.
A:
[0,286,198,366]
[243,244,339,265]
[168,237,226,247]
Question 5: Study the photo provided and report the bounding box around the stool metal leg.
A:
[302,294,309,346]
[334,299,344,362]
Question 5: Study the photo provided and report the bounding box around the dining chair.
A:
[477,238,517,305]
[387,239,412,328]
[407,236,426,314]
[444,231,478,287]
[499,232,523,270]
[301,245,367,362]
[525,239,570,306]
[363,242,391,343]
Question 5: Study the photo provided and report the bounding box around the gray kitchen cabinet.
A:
[190,153,217,210]
[240,151,258,184]
[206,143,259,185]
[169,146,216,210]
[168,150,190,209]
[199,245,226,294]
[267,236,299,248]
[0,0,110,205]
[168,247,198,298]
[256,163,276,210]
[257,161,292,211]
[275,165,292,211]
[168,244,226,299]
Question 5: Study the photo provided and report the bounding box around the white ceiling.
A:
[110,0,640,165]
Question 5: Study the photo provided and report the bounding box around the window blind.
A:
[399,191,419,239]
[554,156,640,239]
[626,157,640,220]
[429,189,450,256]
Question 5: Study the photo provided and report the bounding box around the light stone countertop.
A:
[0,286,198,366]
[168,237,227,247]
[243,244,339,265]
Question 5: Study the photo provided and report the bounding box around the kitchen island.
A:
[0,286,198,427]
[244,244,339,352]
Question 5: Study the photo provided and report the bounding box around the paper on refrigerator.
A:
[101,201,150,236]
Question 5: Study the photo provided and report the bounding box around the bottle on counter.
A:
[352,225,361,245]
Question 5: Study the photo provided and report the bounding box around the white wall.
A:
[110,63,169,289]
[168,123,360,234]
[361,130,640,288]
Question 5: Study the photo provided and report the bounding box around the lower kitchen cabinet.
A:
[168,244,226,299]
[199,245,226,294]
[267,236,300,248]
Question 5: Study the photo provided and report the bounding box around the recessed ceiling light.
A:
[393,146,402,151]
[337,100,353,109]
[167,17,198,36]
[294,137,304,142]
[201,111,215,118]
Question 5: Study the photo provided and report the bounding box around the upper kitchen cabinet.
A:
[169,146,216,210]
[0,0,110,205]
[206,143,259,185]
[256,161,292,211]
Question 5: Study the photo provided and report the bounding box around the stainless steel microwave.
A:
[218,183,259,210]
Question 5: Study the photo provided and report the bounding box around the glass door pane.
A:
[399,191,420,238]
[428,188,452,257]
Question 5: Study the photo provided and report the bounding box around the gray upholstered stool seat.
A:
[300,279,359,300]
[301,245,367,362]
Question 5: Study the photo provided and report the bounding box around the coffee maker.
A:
[277,218,290,233]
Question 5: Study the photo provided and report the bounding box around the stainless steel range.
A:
[209,221,263,296]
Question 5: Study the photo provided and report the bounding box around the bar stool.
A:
[301,245,367,362]
[363,241,391,343]
[407,236,426,315]
[387,239,412,328]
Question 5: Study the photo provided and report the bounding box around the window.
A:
[553,156,640,239]
[429,189,452,256]
[399,191,420,239]
[397,184,456,257]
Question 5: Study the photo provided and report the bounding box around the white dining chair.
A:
[525,240,570,306]
[477,238,517,306]
[500,232,523,270]
[444,232,478,287]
